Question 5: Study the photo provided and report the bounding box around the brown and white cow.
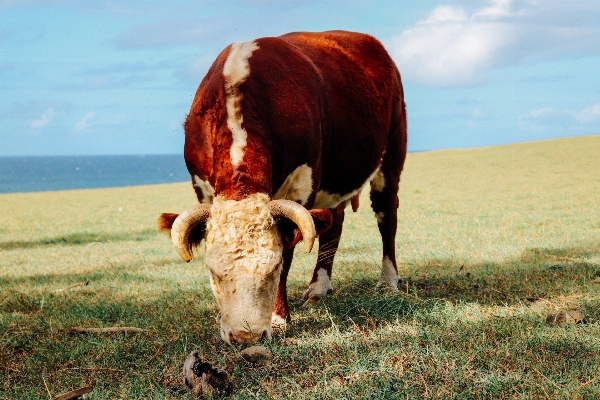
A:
[159,30,407,344]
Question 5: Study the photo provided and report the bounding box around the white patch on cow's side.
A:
[302,268,333,303]
[314,165,381,209]
[376,212,385,224]
[193,175,215,204]
[204,193,283,343]
[223,41,259,168]
[377,256,399,291]
[314,190,352,209]
[370,168,385,192]
[273,164,313,205]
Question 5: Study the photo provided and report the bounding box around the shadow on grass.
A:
[522,244,600,262]
[0,287,220,398]
[2,242,600,398]
[0,255,181,292]
[0,229,158,250]
[300,241,600,331]
[3,241,599,320]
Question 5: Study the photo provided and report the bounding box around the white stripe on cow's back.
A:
[273,164,313,206]
[223,41,259,168]
[193,175,215,204]
[223,41,259,87]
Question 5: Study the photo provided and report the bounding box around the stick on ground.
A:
[66,327,145,334]
[54,281,89,293]
[52,386,93,400]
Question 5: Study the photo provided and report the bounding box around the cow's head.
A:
[160,193,326,344]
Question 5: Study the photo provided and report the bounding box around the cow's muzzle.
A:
[229,329,269,344]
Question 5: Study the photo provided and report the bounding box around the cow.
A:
[159,30,407,345]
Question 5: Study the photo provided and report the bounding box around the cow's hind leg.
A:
[370,155,403,290]
[301,208,344,303]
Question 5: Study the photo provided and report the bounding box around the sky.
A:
[1,0,599,156]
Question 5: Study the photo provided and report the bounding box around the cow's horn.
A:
[267,200,316,253]
[171,204,211,262]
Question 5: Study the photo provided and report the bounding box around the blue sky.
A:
[1,0,599,156]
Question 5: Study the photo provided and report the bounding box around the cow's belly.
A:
[313,188,358,209]
[273,162,382,210]
[313,165,381,209]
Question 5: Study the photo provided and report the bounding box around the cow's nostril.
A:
[230,330,264,344]
[261,330,268,339]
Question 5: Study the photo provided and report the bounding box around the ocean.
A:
[0,155,190,194]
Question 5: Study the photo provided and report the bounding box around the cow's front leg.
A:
[271,248,294,328]
[302,207,345,303]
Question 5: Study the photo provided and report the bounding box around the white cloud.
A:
[516,106,573,135]
[519,107,569,120]
[74,111,127,132]
[471,0,515,19]
[75,112,96,131]
[387,1,519,87]
[30,107,55,128]
[575,103,600,123]
[388,0,600,87]
[517,103,600,135]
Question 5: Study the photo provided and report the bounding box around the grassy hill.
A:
[1,135,599,399]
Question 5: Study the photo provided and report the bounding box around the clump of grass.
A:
[1,135,600,398]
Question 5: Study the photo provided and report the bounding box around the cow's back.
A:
[183,31,403,205]
[280,31,403,201]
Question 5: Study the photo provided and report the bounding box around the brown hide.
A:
[183,30,406,204]
[168,30,408,340]
[281,31,405,198]
[158,213,178,232]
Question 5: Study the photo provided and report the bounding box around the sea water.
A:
[0,155,189,194]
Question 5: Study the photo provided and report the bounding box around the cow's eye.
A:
[209,270,225,282]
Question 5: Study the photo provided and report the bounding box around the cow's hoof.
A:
[378,257,400,290]
[271,314,287,330]
[301,286,333,304]
[376,279,400,291]
[301,269,334,303]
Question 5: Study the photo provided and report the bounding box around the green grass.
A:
[1,135,600,399]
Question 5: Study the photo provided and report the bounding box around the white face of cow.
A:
[204,193,283,344]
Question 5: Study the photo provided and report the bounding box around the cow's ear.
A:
[187,223,208,250]
[158,213,178,232]
[158,212,207,249]
[279,209,333,250]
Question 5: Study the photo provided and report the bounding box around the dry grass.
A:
[1,135,600,399]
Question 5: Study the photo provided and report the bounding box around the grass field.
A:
[1,135,600,399]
